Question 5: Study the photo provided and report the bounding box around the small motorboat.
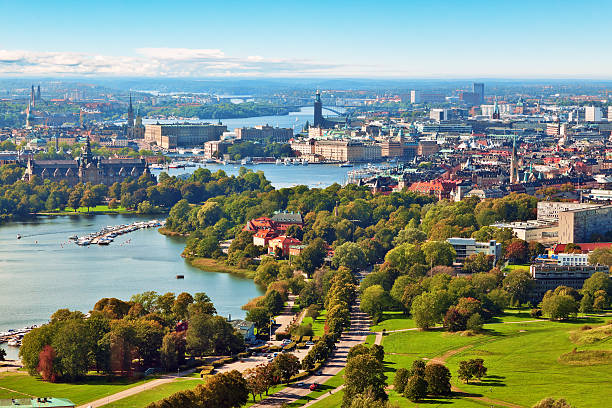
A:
[68,235,78,240]
[176,275,185,279]
[16,234,21,239]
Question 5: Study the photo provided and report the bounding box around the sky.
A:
[1,0,611,78]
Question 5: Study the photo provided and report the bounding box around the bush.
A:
[237,352,249,359]
[394,367,410,394]
[290,371,310,382]
[275,332,291,341]
[404,374,428,402]
[466,313,484,332]
[530,308,542,318]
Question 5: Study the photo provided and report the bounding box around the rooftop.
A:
[0,398,75,408]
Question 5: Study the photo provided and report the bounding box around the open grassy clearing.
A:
[301,310,327,337]
[188,257,256,279]
[379,316,612,407]
[370,311,415,332]
[0,371,152,405]
[104,378,203,408]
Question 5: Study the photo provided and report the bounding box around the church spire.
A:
[127,93,135,128]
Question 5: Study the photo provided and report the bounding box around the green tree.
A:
[295,238,327,278]
[404,374,428,402]
[360,285,391,323]
[424,363,452,395]
[332,242,367,272]
[588,248,612,266]
[393,367,410,394]
[541,294,578,320]
[410,291,450,329]
[503,269,534,304]
[272,353,300,383]
[532,397,575,408]
[343,354,388,407]
[422,241,456,267]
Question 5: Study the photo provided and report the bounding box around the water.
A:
[139,106,345,134]
[153,162,361,189]
[0,215,264,360]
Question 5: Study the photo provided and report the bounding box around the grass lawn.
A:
[302,310,326,337]
[104,378,203,408]
[370,311,415,332]
[0,372,153,405]
[243,383,286,407]
[503,264,530,272]
[381,316,612,407]
[189,257,256,279]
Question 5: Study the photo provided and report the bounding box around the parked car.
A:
[305,341,315,346]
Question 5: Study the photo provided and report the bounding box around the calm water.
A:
[0,215,265,359]
[153,162,360,189]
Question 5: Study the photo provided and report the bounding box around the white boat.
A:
[7,339,20,347]
[339,162,353,167]
[68,235,78,240]
[275,159,282,165]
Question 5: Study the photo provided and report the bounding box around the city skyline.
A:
[1,0,612,78]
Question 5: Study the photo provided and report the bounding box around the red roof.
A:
[553,242,612,254]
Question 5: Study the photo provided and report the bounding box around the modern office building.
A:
[490,220,559,244]
[556,253,589,266]
[144,124,227,149]
[585,106,603,122]
[410,90,446,104]
[537,202,599,222]
[473,82,485,104]
[529,264,608,302]
[558,204,612,243]
[446,237,502,263]
[429,109,449,122]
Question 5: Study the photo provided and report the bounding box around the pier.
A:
[75,220,165,246]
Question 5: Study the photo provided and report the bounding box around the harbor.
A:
[0,326,38,348]
[75,219,165,246]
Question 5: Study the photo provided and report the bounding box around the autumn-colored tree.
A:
[37,345,57,382]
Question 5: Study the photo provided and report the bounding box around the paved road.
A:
[250,301,371,407]
[75,368,198,408]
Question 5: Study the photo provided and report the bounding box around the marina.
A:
[75,220,165,246]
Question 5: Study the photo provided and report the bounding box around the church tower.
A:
[313,90,323,128]
[492,97,500,119]
[127,93,135,128]
[509,135,518,184]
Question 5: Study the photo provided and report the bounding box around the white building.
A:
[557,253,589,266]
[585,106,602,122]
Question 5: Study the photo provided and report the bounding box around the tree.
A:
[532,397,575,408]
[332,242,367,272]
[541,294,578,320]
[172,292,194,321]
[343,354,388,407]
[393,367,410,394]
[579,293,594,313]
[410,291,450,329]
[503,269,534,304]
[246,307,270,332]
[0,348,5,361]
[458,359,487,383]
[261,290,284,316]
[466,313,484,332]
[67,189,82,211]
[422,241,456,267]
[424,363,451,395]
[588,248,612,266]
[360,285,391,324]
[160,332,185,371]
[196,370,249,408]
[505,239,530,264]
[245,365,269,402]
[463,253,494,274]
[51,319,90,380]
[582,271,612,298]
[404,374,428,402]
[80,189,97,212]
[272,353,300,383]
[384,243,425,272]
[295,238,327,278]
[37,345,57,382]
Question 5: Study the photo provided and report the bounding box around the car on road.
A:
[309,382,319,391]
[297,382,306,388]
[305,341,315,346]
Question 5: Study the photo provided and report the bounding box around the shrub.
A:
[530,308,542,318]
[466,313,484,332]
[393,367,410,394]
[404,375,428,402]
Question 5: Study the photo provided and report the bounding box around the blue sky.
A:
[1,0,611,78]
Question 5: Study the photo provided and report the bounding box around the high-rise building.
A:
[429,108,448,122]
[473,82,484,104]
[608,106,612,120]
[585,106,602,122]
[410,90,445,104]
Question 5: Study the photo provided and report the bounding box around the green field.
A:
[301,309,327,337]
[380,315,612,407]
[370,311,415,332]
[0,372,152,405]
[104,379,203,408]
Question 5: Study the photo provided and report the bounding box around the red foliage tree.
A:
[37,345,57,382]
[504,239,530,264]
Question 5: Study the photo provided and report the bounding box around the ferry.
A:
[16,234,21,239]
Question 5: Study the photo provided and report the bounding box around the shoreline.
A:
[186,256,256,280]
[158,227,188,237]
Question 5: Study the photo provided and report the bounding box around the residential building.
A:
[228,319,256,343]
[558,204,612,243]
[381,140,403,157]
[417,141,439,156]
[529,264,608,302]
[144,124,227,149]
[446,237,502,263]
[268,236,302,257]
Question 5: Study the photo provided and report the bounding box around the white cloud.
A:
[0,48,346,77]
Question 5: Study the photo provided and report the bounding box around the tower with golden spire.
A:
[509,135,518,184]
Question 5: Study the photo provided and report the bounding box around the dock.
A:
[75,219,165,246]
